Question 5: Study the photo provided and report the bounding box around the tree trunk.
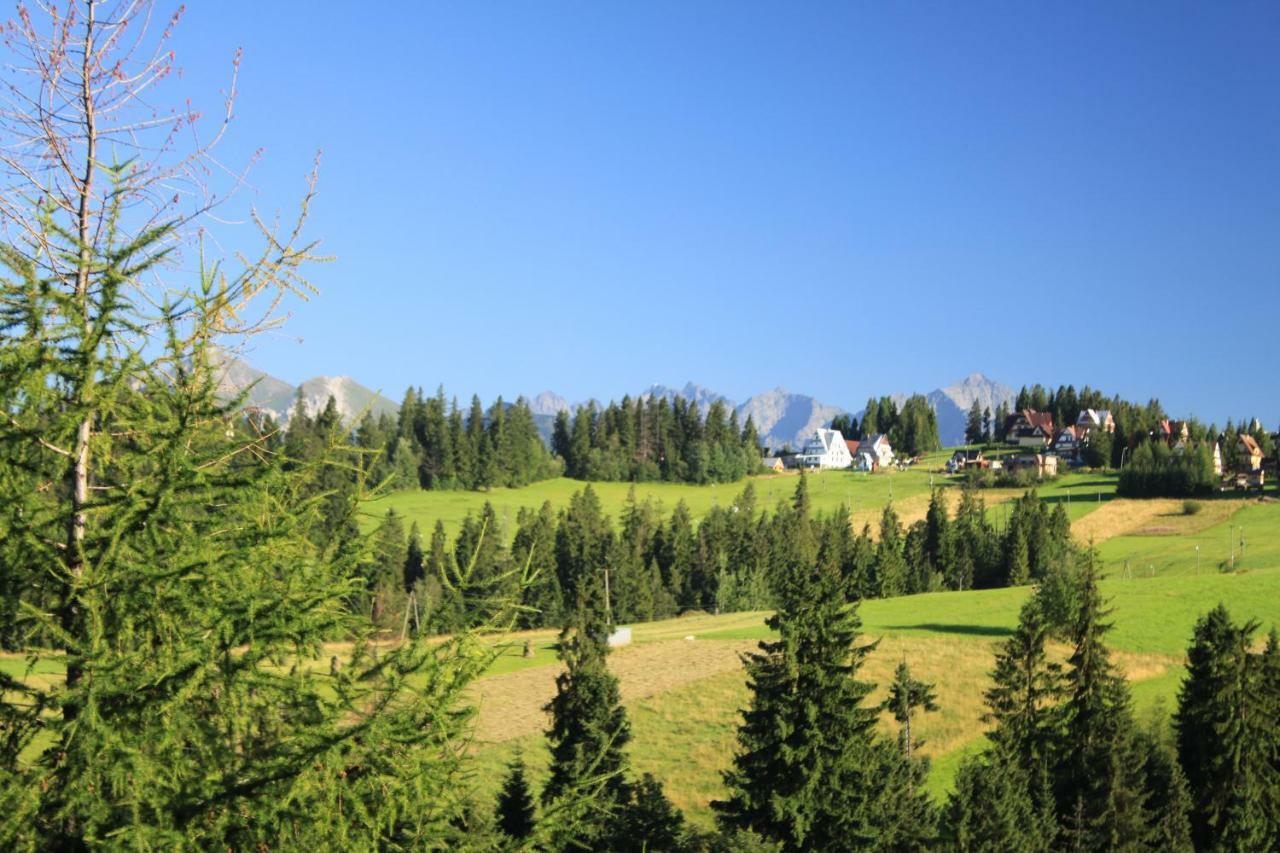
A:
[62,0,98,720]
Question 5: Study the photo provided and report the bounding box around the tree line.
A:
[363,477,1079,638]
[552,395,763,484]
[828,392,942,458]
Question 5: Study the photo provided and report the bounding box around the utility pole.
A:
[603,566,613,627]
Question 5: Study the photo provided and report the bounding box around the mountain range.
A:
[215,355,1015,450]
[213,353,398,425]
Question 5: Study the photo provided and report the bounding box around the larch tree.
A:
[0,2,567,845]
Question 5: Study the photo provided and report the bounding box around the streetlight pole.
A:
[1195,545,1200,576]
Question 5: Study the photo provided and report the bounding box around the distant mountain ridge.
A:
[215,355,1014,450]
[871,373,1015,447]
[213,353,397,425]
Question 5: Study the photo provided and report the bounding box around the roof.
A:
[1007,409,1054,435]
[862,433,890,449]
[803,428,847,455]
[1076,408,1113,427]
[845,439,860,455]
[1240,434,1262,455]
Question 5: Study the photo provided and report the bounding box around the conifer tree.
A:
[542,602,633,847]
[714,509,931,849]
[875,503,908,597]
[965,399,985,445]
[1175,605,1277,850]
[512,502,562,629]
[495,755,537,841]
[983,599,1063,794]
[1053,551,1152,850]
[947,748,1054,853]
[369,509,410,629]
[0,5,526,844]
[884,660,939,762]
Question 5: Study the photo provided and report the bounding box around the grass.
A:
[362,463,1120,542]
[463,550,1280,826]
[14,476,1277,831]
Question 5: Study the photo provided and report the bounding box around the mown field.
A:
[459,497,1280,828]
[7,462,1276,831]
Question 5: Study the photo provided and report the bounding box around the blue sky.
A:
[179,2,1278,426]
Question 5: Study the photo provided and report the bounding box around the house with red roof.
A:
[1003,409,1055,448]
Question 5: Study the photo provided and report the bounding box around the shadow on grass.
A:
[884,623,1015,638]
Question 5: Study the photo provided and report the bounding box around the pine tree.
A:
[1053,550,1152,850]
[884,660,939,762]
[1175,605,1276,850]
[369,509,410,630]
[947,748,1054,853]
[542,603,633,847]
[983,599,1063,795]
[495,755,537,841]
[965,399,985,445]
[713,526,931,849]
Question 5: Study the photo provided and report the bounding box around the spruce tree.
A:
[713,517,931,849]
[1175,605,1276,850]
[495,755,537,841]
[884,660,939,762]
[947,748,1054,853]
[965,399,985,445]
[542,602,633,847]
[983,599,1062,795]
[1053,551,1152,850]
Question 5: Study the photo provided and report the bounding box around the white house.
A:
[1075,409,1116,437]
[799,429,853,469]
[859,433,894,468]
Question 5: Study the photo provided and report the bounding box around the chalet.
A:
[1239,434,1264,472]
[1213,442,1224,476]
[799,429,854,470]
[947,448,986,473]
[1051,426,1084,460]
[1075,409,1115,437]
[761,455,786,472]
[1006,452,1059,479]
[1004,410,1055,447]
[859,433,894,468]
[1158,419,1190,448]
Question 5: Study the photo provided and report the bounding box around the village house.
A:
[1158,419,1191,448]
[799,428,854,470]
[947,448,987,473]
[1004,409,1055,447]
[1005,452,1059,479]
[760,455,786,472]
[854,433,894,471]
[1051,425,1084,461]
[1075,408,1116,438]
[1239,434,1264,472]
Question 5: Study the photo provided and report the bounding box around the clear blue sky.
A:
[180,2,1278,426]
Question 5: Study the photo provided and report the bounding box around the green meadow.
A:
[9,464,1275,831]
[460,497,1280,827]
[360,458,1121,540]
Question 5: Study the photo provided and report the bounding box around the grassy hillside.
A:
[361,457,1120,540]
[463,499,1280,828]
